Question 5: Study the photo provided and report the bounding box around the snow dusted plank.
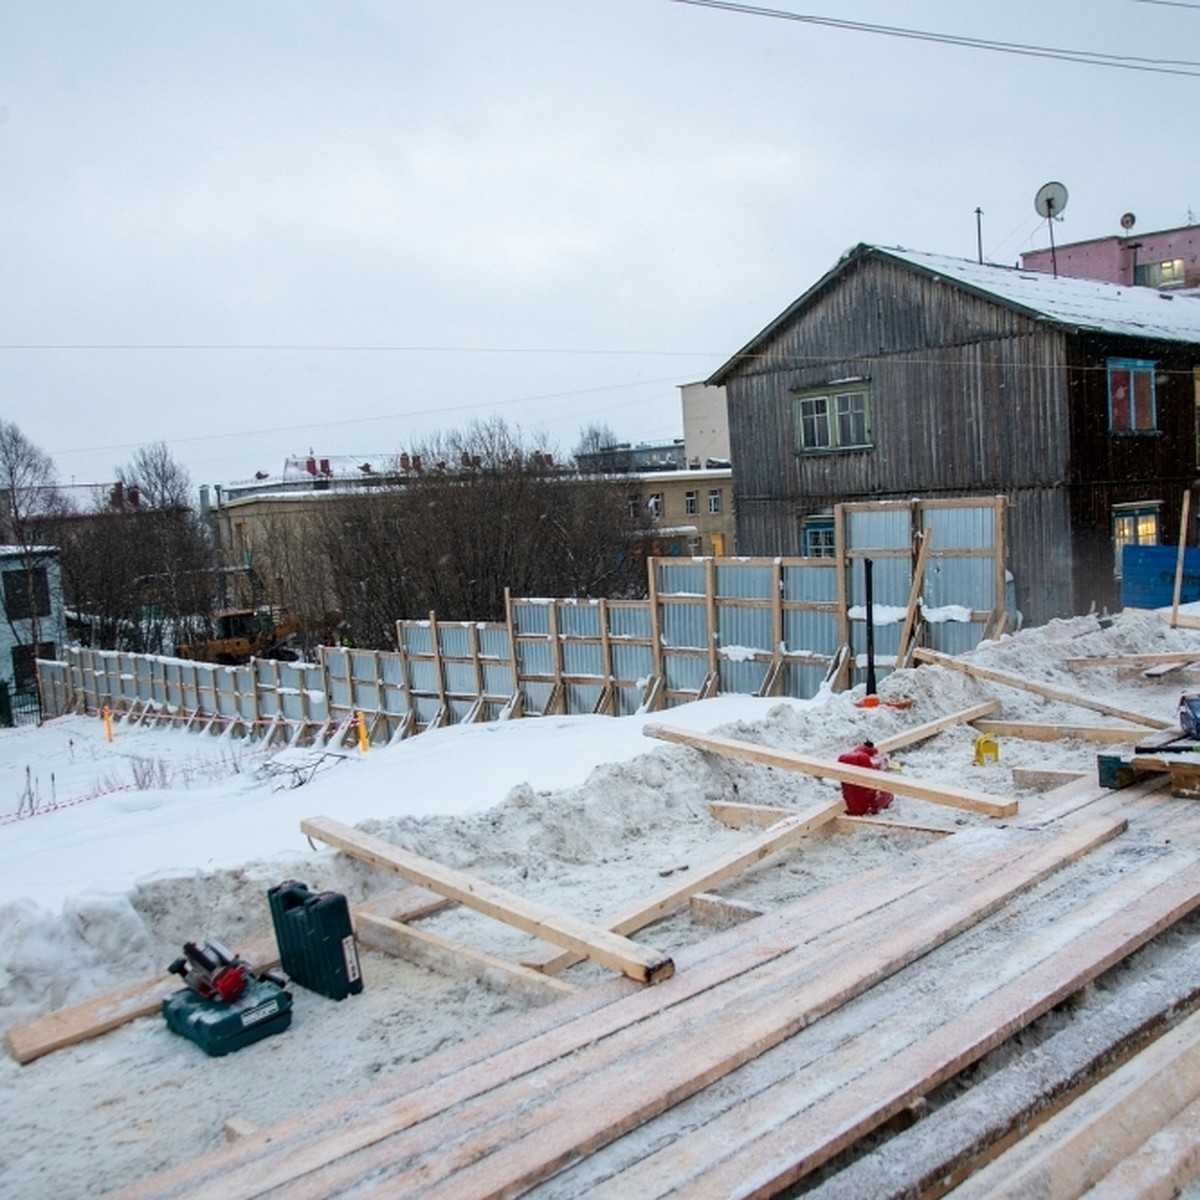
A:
[1083,1093,1200,1199]
[644,723,1019,818]
[613,851,1200,1200]
[4,886,447,1065]
[707,798,796,828]
[301,816,676,985]
[525,798,843,974]
[973,718,1150,744]
[354,912,577,1003]
[688,892,764,928]
[803,936,1200,1200]
[912,648,1174,730]
[872,699,1002,753]
[948,1006,1200,1199]
[285,818,1123,1200]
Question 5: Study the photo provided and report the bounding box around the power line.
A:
[1135,0,1200,10]
[669,0,1200,76]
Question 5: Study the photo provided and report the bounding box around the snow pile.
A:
[0,610,1198,1195]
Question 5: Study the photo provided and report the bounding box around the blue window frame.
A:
[1107,359,1157,433]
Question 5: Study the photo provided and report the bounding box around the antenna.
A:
[1120,212,1136,231]
[1034,181,1069,277]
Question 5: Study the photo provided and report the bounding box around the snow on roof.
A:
[709,242,1200,385]
[876,245,1200,343]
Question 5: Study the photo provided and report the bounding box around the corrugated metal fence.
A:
[37,498,1007,746]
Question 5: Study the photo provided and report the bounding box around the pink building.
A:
[1020,222,1200,290]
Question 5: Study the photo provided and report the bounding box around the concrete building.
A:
[1021,220,1200,290]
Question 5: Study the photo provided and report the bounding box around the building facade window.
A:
[685,490,698,516]
[708,489,722,514]
[687,536,703,556]
[803,520,837,558]
[647,492,663,519]
[1107,359,1157,433]
[1112,502,1160,577]
[793,383,871,452]
[1134,258,1185,289]
[2,567,50,622]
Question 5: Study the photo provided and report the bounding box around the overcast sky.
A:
[2,0,1198,495]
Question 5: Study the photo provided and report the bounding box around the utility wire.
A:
[669,0,1200,76]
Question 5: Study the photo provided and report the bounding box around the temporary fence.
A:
[36,497,1007,746]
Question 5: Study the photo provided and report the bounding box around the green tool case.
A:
[162,976,292,1056]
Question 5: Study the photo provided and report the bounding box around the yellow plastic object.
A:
[973,733,1000,766]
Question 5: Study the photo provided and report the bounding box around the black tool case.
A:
[268,880,363,1000]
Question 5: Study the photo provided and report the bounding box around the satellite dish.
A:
[1034,181,1069,220]
[1121,212,1136,231]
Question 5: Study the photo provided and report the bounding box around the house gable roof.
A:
[708,243,1200,385]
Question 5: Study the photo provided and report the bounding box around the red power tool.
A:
[168,940,252,1003]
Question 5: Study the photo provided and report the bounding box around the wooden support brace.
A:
[972,719,1149,745]
[645,724,1018,818]
[913,648,1172,730]
[354,912,577,1004]
[525,799,843,975]
[301,816,675,985]
[874,700,1002,754]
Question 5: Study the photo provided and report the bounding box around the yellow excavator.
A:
[177,607,303,665]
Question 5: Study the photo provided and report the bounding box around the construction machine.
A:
[177,607,303,665]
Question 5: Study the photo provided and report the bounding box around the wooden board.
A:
[972,719,1148,744]
[1063,651,1200,668]
[873,700,1002,753]
[912,648,1173,730]
[301,816,675,985]
[948,1006,1200,1199]
[609,850,1200,1199]
[1011,767,1088,791]
[354,912,576,1003]
[643,724,1019,818]
[708,799,797,828]
[525,798,844,974]
[689,893,764,928]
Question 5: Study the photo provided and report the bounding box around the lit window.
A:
[1112,502,1160,576]
[794,384,872,452]
[1135,258,1185,288]
[708,489,722,514]
[1107,359,1157,433]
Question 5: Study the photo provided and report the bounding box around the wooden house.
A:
[709,244,1200,627]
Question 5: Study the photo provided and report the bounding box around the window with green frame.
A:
[793,383,872,452]
[1107,359,1157,433]
[1112,501,1160,577]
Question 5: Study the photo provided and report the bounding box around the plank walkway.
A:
[110,778,1178,1200]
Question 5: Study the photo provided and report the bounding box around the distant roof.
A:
[709,243,1200,384]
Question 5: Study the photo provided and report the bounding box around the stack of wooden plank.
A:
[107,769,1200,1200]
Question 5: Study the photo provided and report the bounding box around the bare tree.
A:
[318,418,645,646]
[573,421,619,463]
[0,422,66,681]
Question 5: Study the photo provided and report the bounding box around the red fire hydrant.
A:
[837,740,894,816]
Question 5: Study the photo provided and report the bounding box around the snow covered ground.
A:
[1,610,1198,1196]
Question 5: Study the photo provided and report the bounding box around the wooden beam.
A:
[873,700,1001,753]
[301,816,675,985]
[912,648,1172,730]
[644,724,1018,818]
[950,1006,1200,1199]
[354,912,576,1004]
[832,815,956,837]
[1011,768,1087,791]
[525,799,844,975]
[895,526,932,670]
[972,719,1147,745]
[1063,651,1200,668]
[1174,486,1192,628]
[688,893,764,929]
[708,800,797,829]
